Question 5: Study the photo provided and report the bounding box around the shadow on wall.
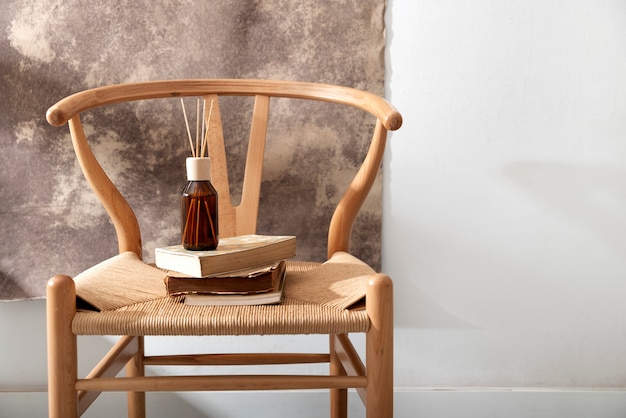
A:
[390,160,626,331]
[0,272,30,301]
[387,218,479,330]
[503,161,626,257]
[395,283,479,330]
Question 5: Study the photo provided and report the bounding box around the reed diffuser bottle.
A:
[181,157,219,250]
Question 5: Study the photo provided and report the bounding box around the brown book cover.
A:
[183,262,287,306]
[165,261,286,296]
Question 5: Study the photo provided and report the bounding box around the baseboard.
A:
[2,388,626,417]
[395,388,626,418]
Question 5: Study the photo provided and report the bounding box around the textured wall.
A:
[0,1,386,300]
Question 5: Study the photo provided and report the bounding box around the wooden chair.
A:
[45,79,402,418]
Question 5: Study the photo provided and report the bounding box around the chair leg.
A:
[365,274,394,418]
[47,275,78,418]
[330,335,348,418]
[126,336,146,418]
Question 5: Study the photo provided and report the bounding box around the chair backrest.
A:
[46,79,402,260]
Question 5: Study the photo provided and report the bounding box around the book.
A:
[165,261,285,296]
[155,234,296,277]
[184,262,287,306]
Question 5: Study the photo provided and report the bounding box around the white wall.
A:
[384,0,626,389]
[3,1,626,416]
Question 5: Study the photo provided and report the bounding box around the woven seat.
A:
[73,296,369,336]
[45,79,402,418]
[71,257,370,336]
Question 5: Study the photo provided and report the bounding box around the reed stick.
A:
[195,199,201,247]
[200,99,214,159]
[195,98,201,158]
[181,198,195,245]
[201,99,206,151]
[180,98,195,157]
[204,200,217,239]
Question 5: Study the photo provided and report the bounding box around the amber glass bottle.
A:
[181,157,219,250]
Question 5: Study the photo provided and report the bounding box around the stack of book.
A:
[155,234,296,306]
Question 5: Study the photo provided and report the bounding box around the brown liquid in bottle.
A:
[181,157,219,251]
[181,180,218,250]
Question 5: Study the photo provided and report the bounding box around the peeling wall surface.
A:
[0,1,387,300]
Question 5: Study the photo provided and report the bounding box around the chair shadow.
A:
[503,161,626,256]
[394,283,479,330]
[394,161,626,330]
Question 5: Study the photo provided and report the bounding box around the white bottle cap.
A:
[186,157,211,181]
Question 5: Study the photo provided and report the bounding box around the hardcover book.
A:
[184,264,287,306]
[155,234,296,277]
[165,261,285,296]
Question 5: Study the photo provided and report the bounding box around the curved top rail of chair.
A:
[46,79,403,131]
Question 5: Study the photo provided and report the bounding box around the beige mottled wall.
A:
[0,1,387,300]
